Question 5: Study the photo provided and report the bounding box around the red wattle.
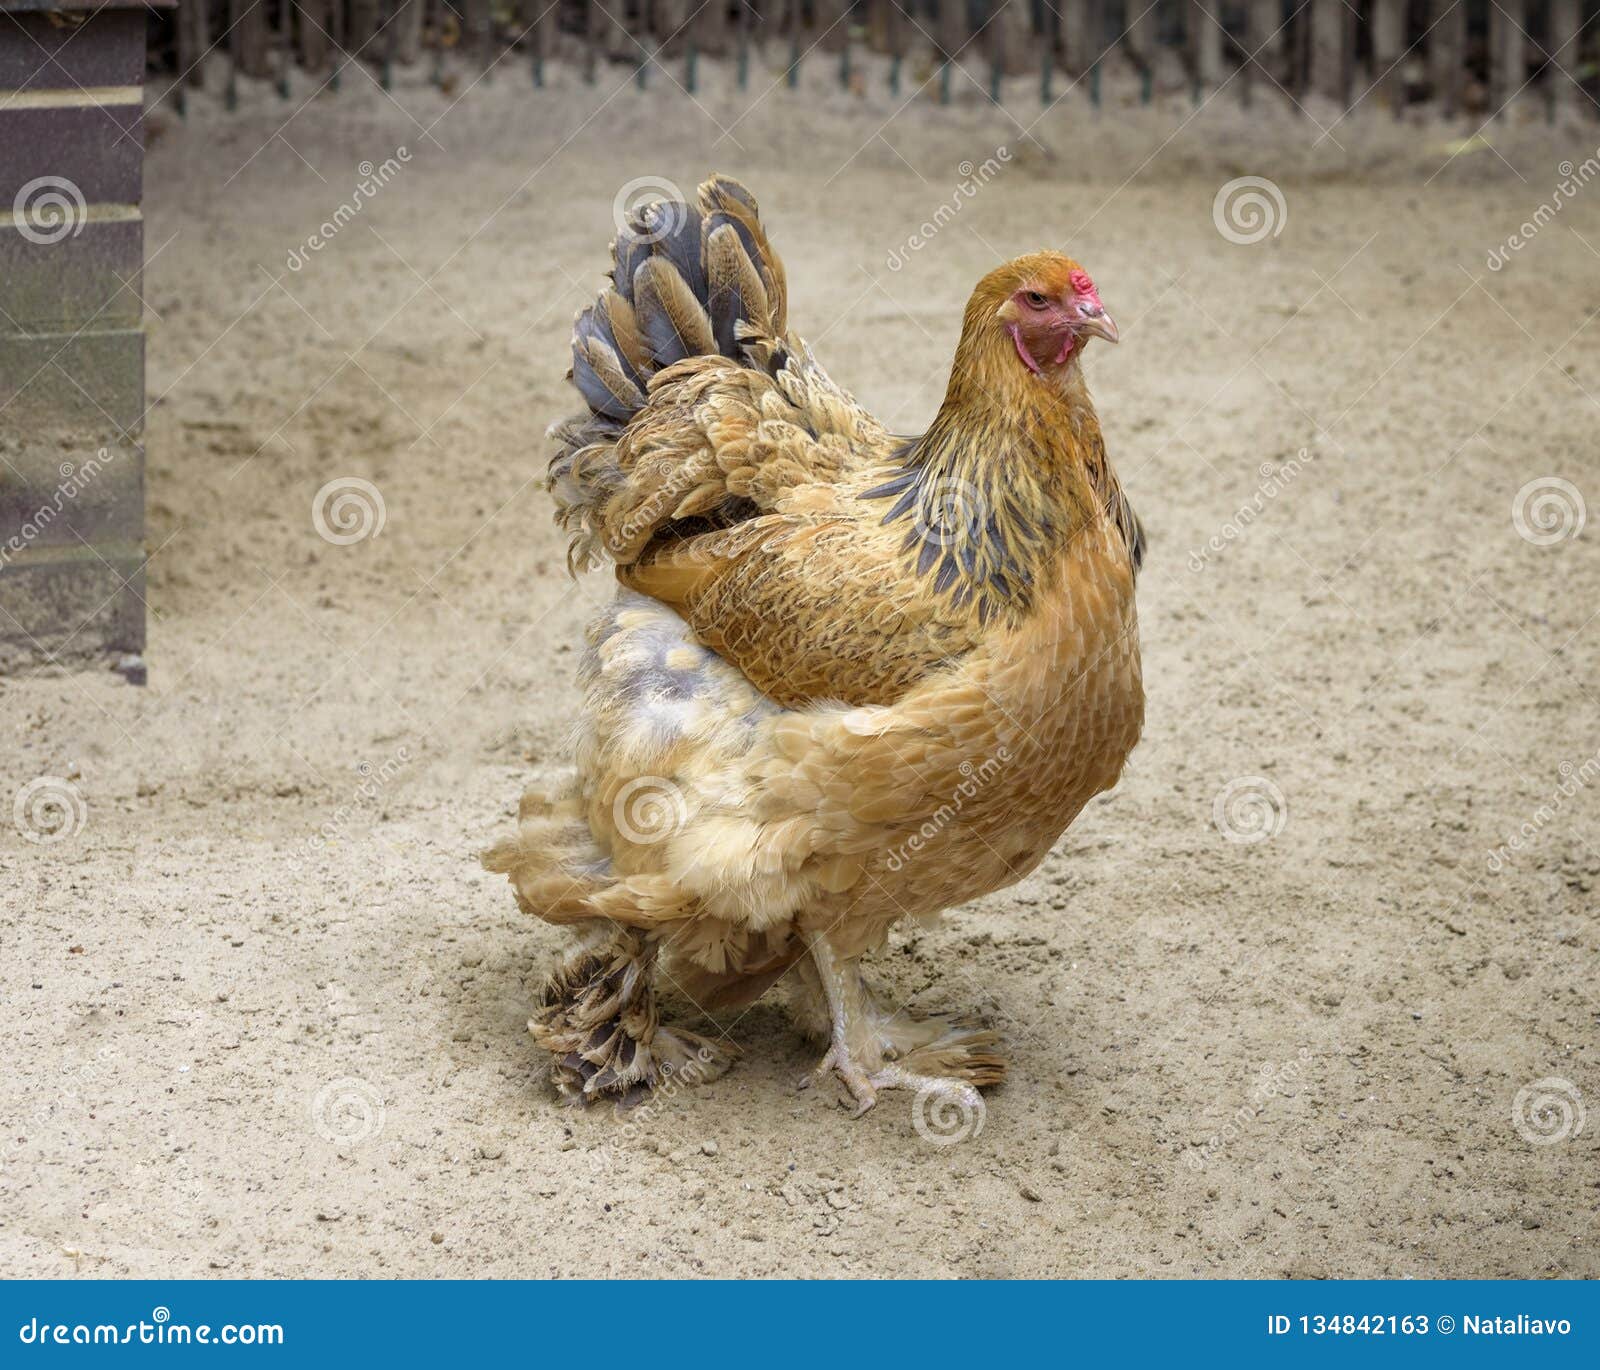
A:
[1008,322,1045,377]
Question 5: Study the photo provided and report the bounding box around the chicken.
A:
[485,174,1144,1117]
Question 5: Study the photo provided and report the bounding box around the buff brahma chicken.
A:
[485,174,1143,1119]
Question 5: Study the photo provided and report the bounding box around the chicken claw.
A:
[807,1039,880,1116]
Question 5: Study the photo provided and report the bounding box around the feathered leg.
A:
[797,931,1004,1117]
[530,928,736,1104]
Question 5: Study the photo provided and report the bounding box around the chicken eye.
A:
[1023,291,1049,309]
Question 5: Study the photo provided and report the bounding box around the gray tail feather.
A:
[550,176,788,551]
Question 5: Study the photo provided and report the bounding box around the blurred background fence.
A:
[132,0,1600,122]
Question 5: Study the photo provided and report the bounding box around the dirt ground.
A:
[3,52,1598,1279]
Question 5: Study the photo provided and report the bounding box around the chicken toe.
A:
[801,932,1004,1115]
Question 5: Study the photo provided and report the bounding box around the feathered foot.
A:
[797,935,1005,1117]
[529,929,736,1104]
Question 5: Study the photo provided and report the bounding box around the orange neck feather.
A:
[862,318,1121,626]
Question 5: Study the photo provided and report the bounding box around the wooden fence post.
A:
[936,0,965,103]
[347,0,381,57]
[233,0,275,80]
[394,0,425,66]
[521,0,555,85]
[989,0,1033,79]
[1428,0,1465,119]
[461,0,491,73]
[1307,0,1352,106]
[1488,0,1526,117]
[1243,0,1286,107]
[1250,0,1286,85]
[1060,0,1094,78]
[178,0,208,91]
[1547,0,1582,119]
[782,0,802,89]
[274,0,293,94]
[655,0,695,56]
[874,0,910,95]
[1122,0,1159,103]
[589,0,633,74]
[1367,0,1404,114]
[697,0,730,56]
[297,0,332,75]
[1189,0,1224,97]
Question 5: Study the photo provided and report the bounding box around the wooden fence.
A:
[148,1,1597,118]
[1,0,162,676]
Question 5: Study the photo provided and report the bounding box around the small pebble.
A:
[700,1140,719,1156]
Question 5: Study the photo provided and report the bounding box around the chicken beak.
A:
[1076,306,1119,345]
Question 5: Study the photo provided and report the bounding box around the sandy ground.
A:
[3,52,1598,1279]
